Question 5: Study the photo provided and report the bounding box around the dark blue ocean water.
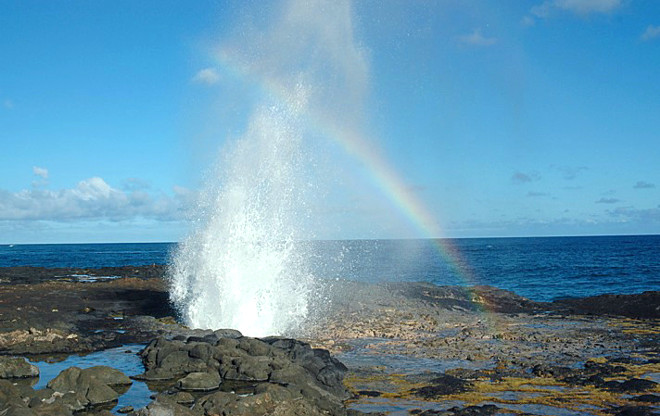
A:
[0,235,658,302]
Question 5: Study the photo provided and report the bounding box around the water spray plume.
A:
[168,0,367,337]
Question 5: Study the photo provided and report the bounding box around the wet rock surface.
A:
[0,332,364,416]
[0,365,132,415]
[0,270,175,355]
[310,277,659,415]
[0,265,658,415]
[0,265,165,285]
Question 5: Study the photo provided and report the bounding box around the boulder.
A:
[81,365,132,386]
[176,372,221,391]
[0,357,39,379]
[170,391,195,405]
[222,356,270,381]
[214,328,243,339]
[194,390,236,414]
[46,366,124,409]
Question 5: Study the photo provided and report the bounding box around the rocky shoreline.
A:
[0,266,658,415]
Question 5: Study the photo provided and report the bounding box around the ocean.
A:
[0,235,658,302]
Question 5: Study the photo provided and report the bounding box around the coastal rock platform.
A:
[0,266,658,415]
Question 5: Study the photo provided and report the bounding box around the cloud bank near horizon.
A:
[0,175,192,222]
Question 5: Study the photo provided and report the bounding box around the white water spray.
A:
[168,0,369,337]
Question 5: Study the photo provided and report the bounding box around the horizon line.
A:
[2,232,659,246]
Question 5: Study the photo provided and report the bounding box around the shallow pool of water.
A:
[28,344,152,413]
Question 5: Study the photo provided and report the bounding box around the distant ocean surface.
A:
[0,235,658,302]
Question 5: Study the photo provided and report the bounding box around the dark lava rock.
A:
[135,332,352,415]
[446,366,528,382]
[411,374,473,398]
[1,378,77,416]
[48,367,118,410]
[0,265,165,285]
[534,360,629,388]
[612,405,659,416]
[0,269,178,355]
[0,380,24,407]
[554,291,660,319]
[168,391,195,405]
[176,372,221,391]
[194,383,324,416]
[132,394,201,416]
[0,356,39,379]
[449,405,500,416]
[411,405,499,416]
[357,390,382,397]
[635,394,660,403]
[82,365,133,386]
[584,360,628,376]
[609,356,645,365]
[562,374,606,386]
[213,328,243,339]
[532,363,573,378]
[603,378,658,393]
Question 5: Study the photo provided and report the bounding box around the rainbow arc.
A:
[214,48,492,313]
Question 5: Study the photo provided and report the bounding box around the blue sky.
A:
[1,0,659,243]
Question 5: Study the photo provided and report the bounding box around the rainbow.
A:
[213,48,487,306]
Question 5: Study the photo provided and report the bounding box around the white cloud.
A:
[0,176,187,222]
[32,166,49,179]
[641,25,660,41]
[3,99,13,109]
[531,0,622,18]
[192,68,220,85]
[458,29,497,47]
